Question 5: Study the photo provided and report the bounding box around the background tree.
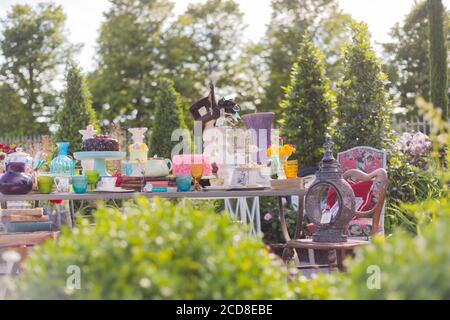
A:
[428,0,449,120]
[0,84,30,137]
[165,0,247,108]
[0,3,75,135]
[335,23,393,151]
[55,63,98,154]
[383,1,450,119]
[149,78,187,159]
[261,0,354,115]
[281,33,336,169]
[89,0,173,128]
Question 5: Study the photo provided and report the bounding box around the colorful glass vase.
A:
[50,142,75,177]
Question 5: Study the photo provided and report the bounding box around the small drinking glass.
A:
[85,170,100,191]
[176,174,192,192]
[284,160,299,179]
[190,163,204,192]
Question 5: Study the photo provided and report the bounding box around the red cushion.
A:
[327,180,374,212]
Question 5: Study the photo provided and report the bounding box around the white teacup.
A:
[98,177,117,190]
[54,176,71,193]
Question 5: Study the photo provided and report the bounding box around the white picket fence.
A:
[392,117,432,135]
[0,135,45,146]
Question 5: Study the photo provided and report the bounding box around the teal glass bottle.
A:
[50,142,75,176]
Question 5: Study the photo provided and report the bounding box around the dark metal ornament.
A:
[189,83,240,130]
[305,138,355,242]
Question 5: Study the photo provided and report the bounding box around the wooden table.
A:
[0,231,59,274]
[1,189,307,235]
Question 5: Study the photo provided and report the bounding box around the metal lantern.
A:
[305,139,355,242]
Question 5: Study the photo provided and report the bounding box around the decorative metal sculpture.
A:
[190,83,240,129]
[305,138,356,242]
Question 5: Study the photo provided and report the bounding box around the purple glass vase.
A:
[242,112,274,163]
[0,162,33,195]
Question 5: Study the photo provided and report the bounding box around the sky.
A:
[1,0,449,72]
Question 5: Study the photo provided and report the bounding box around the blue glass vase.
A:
[50,142,75,176]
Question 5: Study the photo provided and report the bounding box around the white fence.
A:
[392,117,432,135]
[0,135,45,146]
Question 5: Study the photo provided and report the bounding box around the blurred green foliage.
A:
[12,197,292,299]
[260,197,298,244]
[149,78,188,159]
[262,0,353,115]
[294,198,450,299]
[55,63,99,155]
[428,0,449,119]
[335,23,394,152]
[280,32,336,168]
[385,154,443,234]
[0,3,75,135]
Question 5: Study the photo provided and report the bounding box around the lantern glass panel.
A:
[306,182,342,226]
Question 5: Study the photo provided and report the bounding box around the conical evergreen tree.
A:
[149,78,187,159]
[281,32,336,169]
[428,0,448,120]
[335,23,393,151]
[55,63,98,154]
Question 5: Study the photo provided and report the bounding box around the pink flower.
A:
[264,213,273,221]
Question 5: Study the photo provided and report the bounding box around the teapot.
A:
[144,155,172,178]
[5,148,34,171]
[0,162,33,195]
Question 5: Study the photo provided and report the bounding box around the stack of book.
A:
[120,176,144,191]
[1,208,53,233]
[144,176,176,188]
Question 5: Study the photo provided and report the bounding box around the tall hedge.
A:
[280,32,336,168]
[55,63,98,154]
[335,23,393,152]
[149,78,187,159]
[428,0,449,120]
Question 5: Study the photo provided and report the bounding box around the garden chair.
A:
[280,146,388,271]
[337,146,387,238]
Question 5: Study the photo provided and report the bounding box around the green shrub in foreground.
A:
[12,197,291,299]
[297,198,450,299]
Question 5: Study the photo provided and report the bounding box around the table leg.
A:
[327,249,338,273]
[278,196,291,242]
[295,195,304,239]
[69,200,75,228]
[336,249,347,272]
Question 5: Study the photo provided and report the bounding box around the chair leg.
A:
[281,247,295,264]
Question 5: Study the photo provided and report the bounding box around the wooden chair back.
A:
[343,168,388,235]
[337,146,387,234]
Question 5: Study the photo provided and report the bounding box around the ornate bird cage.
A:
[305,139,355,242]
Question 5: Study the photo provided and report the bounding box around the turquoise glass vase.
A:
[50,142,75,176]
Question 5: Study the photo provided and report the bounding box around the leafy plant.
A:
[395,131,433,169]
[12,197,291,299]
[149,78,188,159]
[385,154,442,234]
[280,32,336,168]
[260,197,298,244]
[55,63,98,154]
[428,0,449,119]
[293,198,450,299]
[335,22,394,152]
